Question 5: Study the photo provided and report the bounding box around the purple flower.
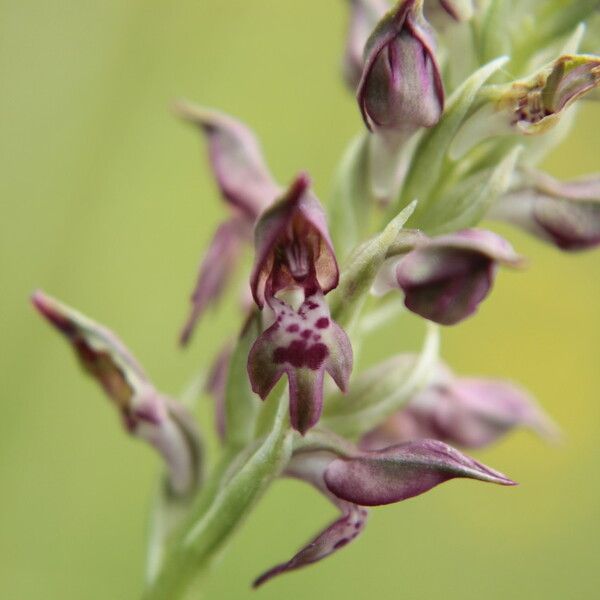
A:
[254,436,514,585]
[174,102,282,345]
[342,0,390,90]
[489,170,600,251]
[247,175,352,434]
[374,229,523,325]
[32,290,202,496]
[357,0,444,135]
[361,362,558,450]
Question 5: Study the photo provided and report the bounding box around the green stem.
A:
[142,392,292,600]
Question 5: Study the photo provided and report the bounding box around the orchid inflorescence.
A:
[32,1,599,598]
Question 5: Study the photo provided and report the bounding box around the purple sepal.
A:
[253,450,367,587]
[180,217,249,345]
[343,0,390,90]
[173,101,280,219]
[324,439,516,506]
[204,342,233,441]
[362,364,558,450]
[490,170,600,252]
[32,290,202,496]
[395,229,523,325]
[357,0,444,134]
[250,173,339,308]
[247,289,352,435]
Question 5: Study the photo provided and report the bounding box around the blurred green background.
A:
[1,1,599,598]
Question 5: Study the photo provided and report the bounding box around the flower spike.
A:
[32,290,202,497]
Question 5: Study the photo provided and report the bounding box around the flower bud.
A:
[32,291,202,496]
[343,0,390,90]
[489,169,600,251]
[374,229,523,325]
[357,0,444,134]
[451,54,600,158]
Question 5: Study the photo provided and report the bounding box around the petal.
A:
[253,449,368,587]
[179,217,248,345]
[204,342,233,441]
[343,0,389,90]
[250,173,339,308]
[396,229,523,325]
[324,439,516,506]
[247,291,353,435]
[358,0,444,132]
[173,100,280,218]
[489,172,600,251]
[253,504,368,587]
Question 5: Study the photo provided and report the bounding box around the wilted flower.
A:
[254,436,514,586]
[32,291,202,497]
[362,361,558,450]
[451,54,600,158]
[247,175,352,434]
[357,0,444,135]
[489,169,600,251]
[174,101,281,344]
[373,229,523,325]
[342,0,390,90]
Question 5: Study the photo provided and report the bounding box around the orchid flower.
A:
[361,361,558,450]
[175,101,281,345]
[489,169,600,251]
[247,174,353,434]
[373,229,523,325]
[32,290,202,497]
[254,434,514,586]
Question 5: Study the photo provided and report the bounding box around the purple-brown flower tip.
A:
[250,173,339,309]
[343,0,390,90]
[357,0,444,134]
[172,100,280,218]
[490,170,600,252]
[253,504,368,587]
[32,290,202,496]
[179,217,249,346]
[324,439,516,506]
[387,229,523,325]
[247,289,353,435]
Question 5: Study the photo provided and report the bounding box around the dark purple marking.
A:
[306,301,319,310]
[286,324,300,333]
[273,340,329,370]
[333,537,350,550]
[301,329,312,339]
[315,317,330,329]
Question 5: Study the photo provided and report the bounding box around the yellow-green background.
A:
[1,1,599,598]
